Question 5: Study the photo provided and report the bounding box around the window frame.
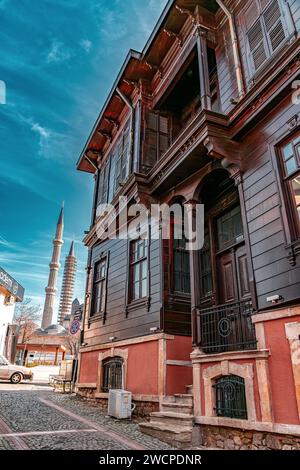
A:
[240,0,293,80]
[214,375,248,420]
[128,238,148,304]
[278,132,300,241]
[102,357,123,392]
[170,211,191,296]
[90,254,109,321]
[96,120,131,214]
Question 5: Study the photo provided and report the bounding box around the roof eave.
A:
[76,49,142,172]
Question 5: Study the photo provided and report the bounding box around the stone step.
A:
[139,422,193,449]
[161,401,193,415]
[150,411,194,427]
[174,394,193,405]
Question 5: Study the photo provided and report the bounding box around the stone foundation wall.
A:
[199,425,300,450]
[76,388,159,418]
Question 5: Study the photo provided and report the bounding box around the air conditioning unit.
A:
[4,296,14,306]
[108,390,134,419]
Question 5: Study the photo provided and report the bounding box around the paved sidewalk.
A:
[0,385,173,450]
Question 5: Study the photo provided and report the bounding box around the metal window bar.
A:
[102,358,123,392]
[214,375,248,420]
[199,299,257,353]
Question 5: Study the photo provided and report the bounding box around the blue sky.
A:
[0,0,166,319]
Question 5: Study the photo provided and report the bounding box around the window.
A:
[244,0,288,74]
[171,214,190,294]
[199,228,213,299]
[214,375,247,420]
[129,239,148,302]
[144,110,170,169]
[102,357,123,392]
[115,125,130,191]
[281,134,300,236]
[216,206,244,251]
[97,158,110,206]
[96,123,131,210]
[91,257,107,317]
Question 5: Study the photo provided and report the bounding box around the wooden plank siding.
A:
[241,94,300,310]
[84,234,162,345]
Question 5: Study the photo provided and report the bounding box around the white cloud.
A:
[31,122,50,139]
[80,39,92,53]
[46,39,71,64]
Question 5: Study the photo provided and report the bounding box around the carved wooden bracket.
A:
[203,136,242,185]
[203,135,241,162]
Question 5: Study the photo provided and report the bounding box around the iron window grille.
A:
[214,375,248,420]
[102,357,123,392]
[200,299,257,354]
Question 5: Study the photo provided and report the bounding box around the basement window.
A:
[102,357,123,392]
[214,375,248,420]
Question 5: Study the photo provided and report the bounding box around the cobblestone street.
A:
[0,383,173,450]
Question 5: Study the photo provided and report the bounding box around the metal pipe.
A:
[216,0,245,99]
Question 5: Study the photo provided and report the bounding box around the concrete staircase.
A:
[139,394,194,448]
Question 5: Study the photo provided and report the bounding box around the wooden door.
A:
[217,244,250,304]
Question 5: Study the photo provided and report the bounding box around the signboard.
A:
[73,308,83,322]
[70,320,81,336]
[0,267,24,301]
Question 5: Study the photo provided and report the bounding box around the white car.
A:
[0,355,33,384]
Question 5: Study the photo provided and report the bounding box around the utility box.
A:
[108,390,133,419]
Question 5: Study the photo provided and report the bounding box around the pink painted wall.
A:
[166,364,193,395]
[126,341,159,395]
[166,335,192,360]
[264,316,300,425]
[78,350,99,383]
[166,335,193,395]
[78,340,159,395]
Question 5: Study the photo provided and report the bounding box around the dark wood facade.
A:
[77,0,300,350]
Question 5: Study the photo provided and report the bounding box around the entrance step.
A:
[139,422,193,449]
[161,401,193,415]
[139,393,194,448]
[174,394,193,405]
[150,411,194,427]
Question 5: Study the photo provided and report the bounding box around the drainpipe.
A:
[116,87,135,175]
[216,0,245,99]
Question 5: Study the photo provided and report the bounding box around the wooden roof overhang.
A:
[76,0,220,174]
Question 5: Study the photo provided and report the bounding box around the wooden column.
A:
[184,199,202,347]
[195,26,211,111]
[54,347,59,366]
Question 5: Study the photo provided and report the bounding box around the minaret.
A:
[41,205,64,329]
[58,241,77,325]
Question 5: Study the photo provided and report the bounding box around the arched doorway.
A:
[196,170,256,353]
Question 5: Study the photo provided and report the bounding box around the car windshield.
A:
[0,355,9,365]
